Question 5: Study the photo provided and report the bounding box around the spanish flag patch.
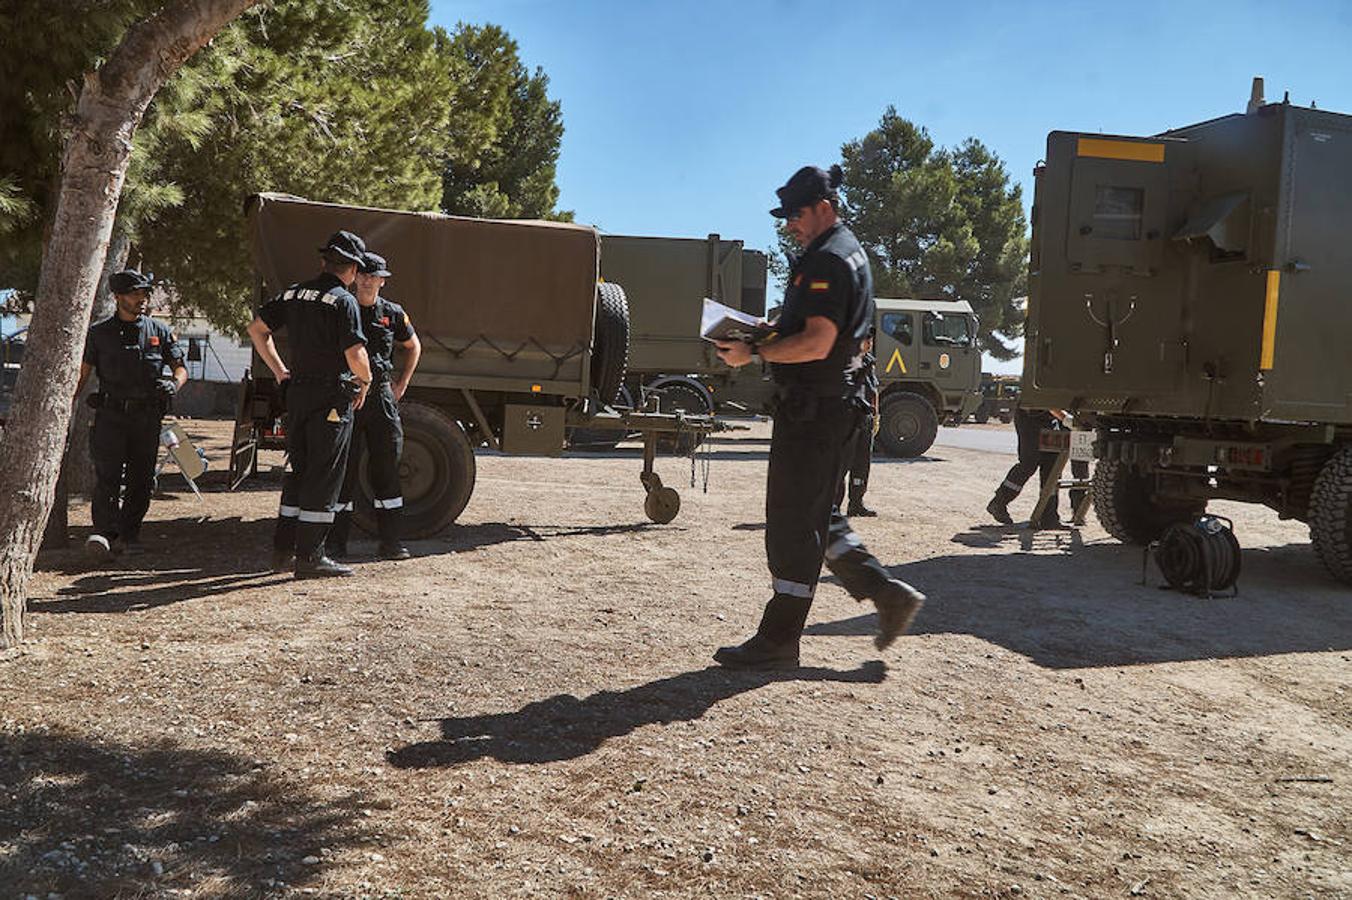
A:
[809,280,831,292]
[148,335,160,346]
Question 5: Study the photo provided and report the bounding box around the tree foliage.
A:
[439,25,569,221]
[0,2,570,332]
[839,107,1028,358]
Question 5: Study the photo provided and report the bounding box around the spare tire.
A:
[591,282,630,404]
[352,401,476,538]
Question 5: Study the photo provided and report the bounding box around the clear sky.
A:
[429,0,1352,374]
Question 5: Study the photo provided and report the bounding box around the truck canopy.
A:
[246,193,600,391]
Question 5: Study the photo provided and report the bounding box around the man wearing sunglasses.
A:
[712,165,925,669]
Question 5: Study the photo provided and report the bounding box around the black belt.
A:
[101,396,159,413]
[289,373,344,384]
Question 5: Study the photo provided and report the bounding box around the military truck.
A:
[231,194,714,535]
[1020,79,1352,582]
[974,373,1019,424]
[599,233,981,457]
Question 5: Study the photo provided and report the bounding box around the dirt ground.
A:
[2,418,1348,899]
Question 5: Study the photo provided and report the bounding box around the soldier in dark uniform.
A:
[328,251,422,561]
[246,231,373,579]
[837,330,879,517]
[986,403,1086,527]
[75,269,187,559]
[712,165,925,669]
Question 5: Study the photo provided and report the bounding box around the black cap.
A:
[359,251,392,277]
[770,164,844,218]
[108,269,155,294]
[318,230,367,264]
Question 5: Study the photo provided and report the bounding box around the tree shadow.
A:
[804,536,1352,668]
[30,516,283,614]
[0,727,370,895]
[387,661,886,769]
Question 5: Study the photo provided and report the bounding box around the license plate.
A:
[1069,431,1096,461]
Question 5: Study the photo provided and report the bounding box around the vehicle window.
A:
[881,313,912,346]
[922,312,973,347]
[1092,186,1144,240]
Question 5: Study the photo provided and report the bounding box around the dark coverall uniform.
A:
[330,297,415,553]
[756,223,903,645]
[259,275,366,562]
[990,406,1088,526]
[836,351,878,513]
[82,315,184,542]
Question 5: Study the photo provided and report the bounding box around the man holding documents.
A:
[711,164,925,670]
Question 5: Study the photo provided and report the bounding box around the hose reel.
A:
[1145,515,1241,597]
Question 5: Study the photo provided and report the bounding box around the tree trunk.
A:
[0,0,259,649]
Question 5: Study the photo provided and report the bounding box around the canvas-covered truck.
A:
[1020,79,1352,582]
[229,193,715,534]
[596,233,981,457]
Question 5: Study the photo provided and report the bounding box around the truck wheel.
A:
[655,380,712,455]
[1309,446,1352,583]
[1091,460,1204,544]
[353,401,476,539]
[877,392,939,458]
[974,408,991,425]
[592,282,630,405]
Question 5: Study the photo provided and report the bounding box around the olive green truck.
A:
[598,234,982,457]
[1021,79,1352,582]
[230,194,713,534]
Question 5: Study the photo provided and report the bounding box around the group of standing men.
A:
[246,230,422,579]
[78,233,421,579]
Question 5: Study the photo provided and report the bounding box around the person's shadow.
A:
[387,661,886,769]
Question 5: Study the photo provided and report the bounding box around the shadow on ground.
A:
[808,531,1352,668]
[31,515,283,613]
[387,661,886,769]
[0,728,370,895]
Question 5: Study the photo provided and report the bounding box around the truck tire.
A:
[974,406,991,425]
[1309,446,1352,583]
[353,401,476,539]
[591,282,630,405]
[1091,460,1205,545]
[655,380,713,455]
[877,391,939,458]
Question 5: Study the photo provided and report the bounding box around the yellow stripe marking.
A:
[885,347,907,375]
[1076,137,1166,163]
[1260,269,1280,371]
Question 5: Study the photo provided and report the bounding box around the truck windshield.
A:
[923,312,973,347]
[880,312,913,345]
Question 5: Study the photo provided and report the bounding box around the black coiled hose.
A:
[1155,515,1241,596]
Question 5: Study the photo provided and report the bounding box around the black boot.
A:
[714,593,808,670]
[327,510,351,559]
[294,521,352,579]
[986,486,1016,525]
[295,553,354,579]
[376,507,410,561]
[847,502,878,517]
[713,634,800,670]
[873,579,925,650]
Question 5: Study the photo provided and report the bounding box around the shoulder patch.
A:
[148,335,160,346]
[809,280,831,292]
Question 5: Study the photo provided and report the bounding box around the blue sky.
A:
[430,0,1352,373]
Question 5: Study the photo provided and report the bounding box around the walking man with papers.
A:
[710,164,925,670]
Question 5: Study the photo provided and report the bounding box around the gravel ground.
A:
[1,418,1348,899]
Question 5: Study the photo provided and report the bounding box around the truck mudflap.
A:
[565,405,738,524]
